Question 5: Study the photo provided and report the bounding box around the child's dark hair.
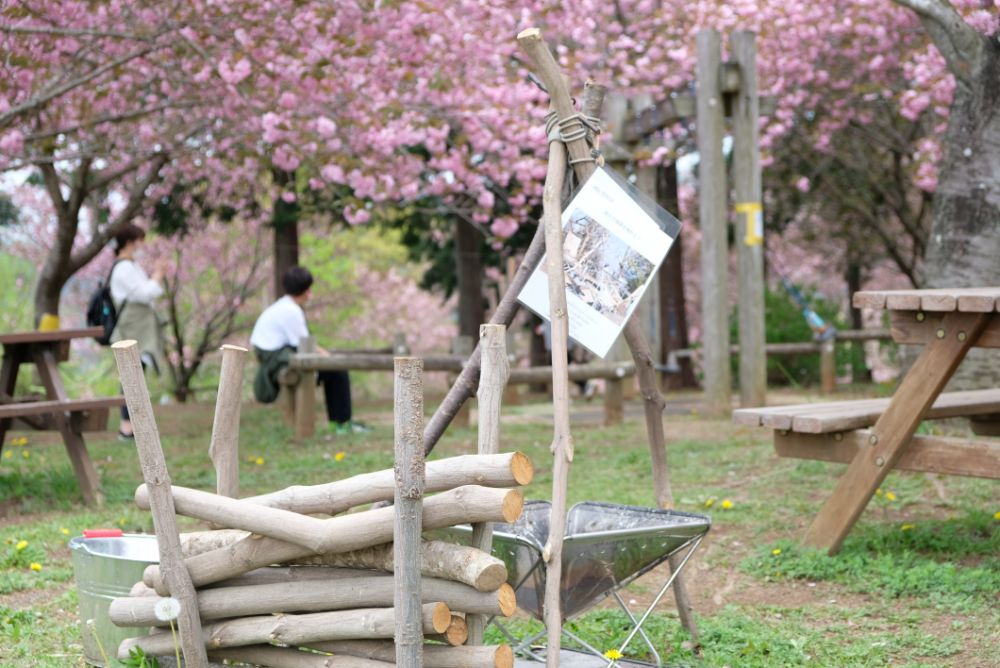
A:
[112,224,146,256]
[283,266,314,297]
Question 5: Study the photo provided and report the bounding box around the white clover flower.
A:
[154,597,181,622]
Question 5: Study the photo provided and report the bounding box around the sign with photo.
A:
[517,166,681,358]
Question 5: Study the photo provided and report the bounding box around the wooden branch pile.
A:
[111,342,529,668]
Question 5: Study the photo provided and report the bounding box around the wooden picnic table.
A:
[0,327,125,505]
[734,287,1000,555]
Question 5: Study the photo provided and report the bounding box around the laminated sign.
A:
[518,166,681,358]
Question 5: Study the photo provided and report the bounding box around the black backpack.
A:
[86,260,127,346]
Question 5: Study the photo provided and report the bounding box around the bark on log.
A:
[394,357,426,667]
[208,345,247,499]
[111,340,209,668]
[469,324,509,645]
[110,577,516,627]
[240,452,532,515]
[174,539,509,593]
[145,486,522,594]
[210,645,391,667]
[428,615,468,646]
[118,603,451,658]
[311,641,514,668]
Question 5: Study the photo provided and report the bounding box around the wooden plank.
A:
[886,293,921,311]
[0,397,125,420]
[891,311,1000,347]
[854,287,1000,311]
[774,430,1000,479]
[852,292,887,309]
[0,327,103,345]
[803,311,990,555]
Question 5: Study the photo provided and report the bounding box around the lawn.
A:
[1,387,998,667]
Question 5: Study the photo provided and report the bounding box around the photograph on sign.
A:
[518,166,681,358]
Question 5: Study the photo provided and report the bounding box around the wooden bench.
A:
[734,388,1000,481]
[0,396,126,433]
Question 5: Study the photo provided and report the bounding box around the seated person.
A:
[250,266,370,435]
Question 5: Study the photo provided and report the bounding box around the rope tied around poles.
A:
[544,110,601,165]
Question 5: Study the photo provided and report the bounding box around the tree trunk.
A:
[922,42,1000,390]
[845,258,872,383]
[272,171,300,300]
[455,217,484,339]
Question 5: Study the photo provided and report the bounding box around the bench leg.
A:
[0,350,22,456]
[803,311,989,554]
[294,371,317,440]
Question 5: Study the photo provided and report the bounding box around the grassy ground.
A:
[1,387,998,667]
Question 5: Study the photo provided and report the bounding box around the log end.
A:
[431,601,452,634]
[111,340,138,350]
[443,615,468,646]
[220,344,248,353]
[116,636,142,661]
[501,489,524,523]
[129,580,157,597]
[495,644,514,668]
[142,564,158,588]
[474,562,509,593]
[497,583,517,617]
[510,452,534,486]
[134,483,150,509]
[516,27,541,42]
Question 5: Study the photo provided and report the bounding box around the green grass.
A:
[2,391,999,667]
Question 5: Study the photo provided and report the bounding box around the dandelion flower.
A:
[721,499,734,510]
[3,451,11,459]
[604,649,623,660]
[772,548,782,556]
[29,563,41,572]
[117,517,127,526]
[21,450,29,459]
[60,528,70,536]
[885,491,897,501]
[900,524,915,532]
[994,511,1000,521]
[154,597,182,622]
[875,488,883,496]
[703,498,715,508]
[334,452,346,462]
[255,457,264,466]
[15,540,28,551]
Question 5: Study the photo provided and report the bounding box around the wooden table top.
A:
[0,327,103,346]
[853,288,1000,313]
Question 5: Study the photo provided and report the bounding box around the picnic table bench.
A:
[733,288,1000,554]
[1,328,125,505]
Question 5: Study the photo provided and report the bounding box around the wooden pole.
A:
[468,324,509,645]
[312,641,513,668]
[210,645,391,668]
[450,336,474,428]
[394,357,425,667]
[696,28,731,417]
[731,30,766,409]
[294,336,317,440]
[111,340,209,668]
[208,344,247,498]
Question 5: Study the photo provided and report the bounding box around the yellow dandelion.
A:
[721,499,734,510]
[334,452,346,462]
[875,488,883,496]
[885,491,897,501]
[604,649,623,660]
[3,451,11,459]
[772,548,782,556]
[117,517,127,526]
[15,540,28,551]
[29,563,42,572]
[703,498,715,508]
[993,511,1000,521]
[60,528,70,536]
[900,524,915,532]
[21,450,29,459]
[13,437,27,446]
[255,457,264,466]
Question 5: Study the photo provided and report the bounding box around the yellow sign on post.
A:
[38,313,60,332]
[735,202,763,246]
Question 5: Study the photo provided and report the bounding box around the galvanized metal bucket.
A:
[69,534,159,667]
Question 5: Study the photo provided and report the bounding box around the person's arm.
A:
[111,261,164,304]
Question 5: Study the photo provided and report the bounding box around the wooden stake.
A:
[394,357,426,667]
[208,344,247,498]
[311,641,513,668]
[516,28,576,667]
[468,324,509,644]
[210,645,391,667]
[294,336,317,440]
[111,340,208,668]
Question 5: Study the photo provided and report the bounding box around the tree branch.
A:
[891,0,985,85]
[0,25,148,39]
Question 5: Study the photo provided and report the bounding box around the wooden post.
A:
[294,336,317,440]
[468,324,509,644]
[450,335,473,428]
[111,340,208,667]
[604,375,624,426]
[633,164,663,384]
[696,28,731,417]
[732,30,767,409]
[820,339,836,395]
[394,357,425,667]
[209,345,247,498]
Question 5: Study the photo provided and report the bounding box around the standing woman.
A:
[109,224,167,439]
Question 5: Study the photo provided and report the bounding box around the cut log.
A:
[428,614,469,646]
[240,452,532,515]
[118,603,451,658]
[145,486,522,594]
[173,539,508,593]
[128,581,157,597]
[208,345,247,499]
[210,645,391,667]
[311,641,514,668]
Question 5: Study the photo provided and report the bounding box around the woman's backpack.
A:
[86,261,126,346]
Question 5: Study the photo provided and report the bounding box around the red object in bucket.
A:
[82,529,123,538]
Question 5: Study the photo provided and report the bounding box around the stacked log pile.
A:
[108,451,532,667]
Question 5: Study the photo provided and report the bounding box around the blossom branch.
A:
[890,0,985,85]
